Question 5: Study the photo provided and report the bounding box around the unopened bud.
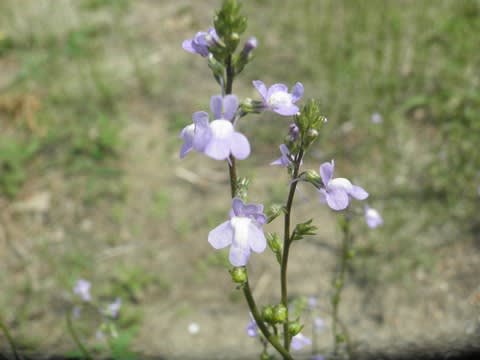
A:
[240,98,265,114]
[288,321,303,336]
[230,267,247,284]
[241,36,257,57]
[266,233,282,253]
[288,123,300,142]
[272,304,288,323]
[262,305,274,323]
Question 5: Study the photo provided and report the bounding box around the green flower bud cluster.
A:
[262,304,288,324]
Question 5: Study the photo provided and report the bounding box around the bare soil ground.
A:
[1,1,479,359]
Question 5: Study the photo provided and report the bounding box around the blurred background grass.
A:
[0,0,479,358]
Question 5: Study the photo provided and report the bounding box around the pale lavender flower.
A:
[252,80,304,116]
[107,298,122,318]
[208,197,267,266]
[313,317,325,331]
[73,279,91,302]
[364,205,383,228]
[311,355,325,360]
[182,27,219,57]
[318,160,368,211]
[246,313,258,337]
[371,112,383,124]
[179,95,251,161]
[290,333,312,351]
[307,296,317,310]
[271,144,292,167]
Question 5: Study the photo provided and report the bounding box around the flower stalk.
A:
[280,149,304,353]
[331,214,353,358]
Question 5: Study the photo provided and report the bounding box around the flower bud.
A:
[301,169,322,188]
[272,304,288,323]
[288,321,303,336]
[240,36,257,57]
[230,267,247,284]
[266,232,282,253]
[288,123,300,142]
[262,305,274,323]
[240,98,265,114]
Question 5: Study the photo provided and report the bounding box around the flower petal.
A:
[231,132,251,160]
[204,138,231,160]
[223,95,239,121]
[350,185,369,200]
[326,188,350,211]
[210,95,223,120]
[329,177,353,193]
[318,188,328,204]
[179,124,195,158]
[267,83,289,98]
[319,161,334,186]
[274,105,299,116]
[229,245,250,266]
[192,112,212,152]
[208,221,233,249]
[232,197,245,217]
[248,222,266,253]
[252,80,267,100]
[291,82,304,103]
[182,40,195,53]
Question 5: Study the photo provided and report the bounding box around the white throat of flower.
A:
[210,119,234,139]
[230,216,252,249]
[268,91,292,108]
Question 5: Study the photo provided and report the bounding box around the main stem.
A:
[331,215,351,357]
[223,54,292,359]
[280,149,304,353]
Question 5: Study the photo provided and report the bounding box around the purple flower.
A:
[252,80,304,116]
[313,317,325,331]
[73,279,91,302]
[182,27,220,57]
[246,313,258,337]
[208,198,267,266]
[307,296,317,310]
[364,205,383,228]
[290,333,312,351]
[371,112,383,124]
[180,95,251,161]
[311,355,325,360]
[107,298,122,318]
[271,144,292,167]
[318,160,368,211]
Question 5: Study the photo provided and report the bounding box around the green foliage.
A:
[0,139,39,198]
[108,326,139,360]
[291,219,317,242]
[214,0,247,52]
[110,266,161,303]
[71,114,121,161]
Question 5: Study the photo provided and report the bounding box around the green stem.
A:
[66,310,93,360]
[280,150,304,353]
[243,282,294,360]
[223,50,292,359]
[331,214,351,357]
[0,316,21,360]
